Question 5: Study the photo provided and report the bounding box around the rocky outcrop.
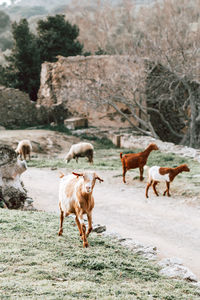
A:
[0,86,69,128]
[158,257,198,282]
[0,144,27,209]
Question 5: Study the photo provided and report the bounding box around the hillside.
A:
[0,209,199,299]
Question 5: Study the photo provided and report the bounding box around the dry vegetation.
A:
[63,0,200,148]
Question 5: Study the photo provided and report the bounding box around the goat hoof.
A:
[58,231,63,236]
[83,242,89,248]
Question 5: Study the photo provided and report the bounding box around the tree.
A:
[0,15,83,101]
[138,0,200,148]
[0,10,10,33]
[71,0,200,148]
[37,14,83,62]
[3,19,41,101]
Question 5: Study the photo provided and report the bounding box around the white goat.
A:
[65,142,94,163]
[58,171,103,248]
[15,140,32,161]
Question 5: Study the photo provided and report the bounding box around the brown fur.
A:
[18,145,31,161]
[159,164,190,182]
[120,143,159,183]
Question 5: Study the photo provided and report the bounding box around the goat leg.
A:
[145,180,152,198]
[152,181,159,196]
[78,212,89,247]
[75,215,83,237]
[163,182,171,197]
[123,169,127,183]
[139,166,144,181]
[86,213,93,237]
[58,210,64,236]
[81,223,88,248]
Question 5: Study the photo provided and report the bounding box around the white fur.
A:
[59,172,96,214]
[65,142,93,162]
[59,174,77,213]
[148,166,170,182]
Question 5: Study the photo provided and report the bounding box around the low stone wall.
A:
[120,134,200,162]
[0,86,69,128]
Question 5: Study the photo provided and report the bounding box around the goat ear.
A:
[72,172,83,178]
[95,176,104,183]
[59,171,65,178]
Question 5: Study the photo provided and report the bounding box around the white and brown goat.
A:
[58,171,103,248]
[145,164,190,198]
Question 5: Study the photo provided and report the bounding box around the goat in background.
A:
[120,143,159,183]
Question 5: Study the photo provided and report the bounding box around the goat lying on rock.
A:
[65,142,94,163]
[58,171,103,248]
[120,143,159,183]
[145,164,190,198]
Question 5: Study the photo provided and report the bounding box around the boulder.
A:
[0,144,27,209]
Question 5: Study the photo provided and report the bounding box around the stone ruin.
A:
[0,86,70,128]
[0,144,28,209]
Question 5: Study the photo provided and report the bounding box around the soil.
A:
[1,129,200,279]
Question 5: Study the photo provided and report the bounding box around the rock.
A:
[119,238,158,260]
[158,257,198,282]
[64,117,88,130]
[0,86,70,128]
[102,231,122,240]
[25,197,34,205]
[92,224,106,233]
[3,186,26,209]
[0,145,27,209]
[158,257,183,267]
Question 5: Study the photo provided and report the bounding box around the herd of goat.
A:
[15,139,190,247]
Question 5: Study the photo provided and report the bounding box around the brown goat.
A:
[145,164,190,198]
[120,143,159,183]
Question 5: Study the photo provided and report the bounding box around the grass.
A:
[29,148,197,171]
[0,209,200,299]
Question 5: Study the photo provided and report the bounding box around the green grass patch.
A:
[0,209,199,299]
[28,147,199,176]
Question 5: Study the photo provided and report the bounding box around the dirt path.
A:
[22,167,200,279]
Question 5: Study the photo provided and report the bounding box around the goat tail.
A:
[59,171,65,178]
[120,152,123,159]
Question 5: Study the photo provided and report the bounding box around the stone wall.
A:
[37,55,144,128]
[0,86,69,128]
